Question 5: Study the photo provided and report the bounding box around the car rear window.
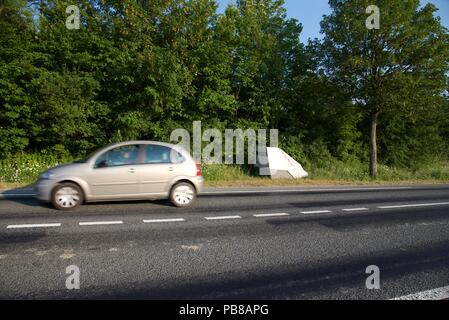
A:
[144,145,185,164]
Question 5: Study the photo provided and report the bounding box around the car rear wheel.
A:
[170,182,196,208]
[51,183,83,210]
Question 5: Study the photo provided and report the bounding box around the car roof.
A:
[113,141,175,148]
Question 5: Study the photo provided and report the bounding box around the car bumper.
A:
[34,179,56,202]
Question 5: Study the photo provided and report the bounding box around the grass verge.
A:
[1,157,449,190]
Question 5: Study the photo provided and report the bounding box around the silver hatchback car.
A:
[35,141,204,210]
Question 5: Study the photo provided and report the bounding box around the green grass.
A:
[0,152,72,185]
[306,159,449,182]
[202,159,449,187]
[201,164,254,181]
[1,153,449,189]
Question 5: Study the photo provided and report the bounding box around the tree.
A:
[217,0,305,130]
[0,0,38,158]
[319,0,449,176]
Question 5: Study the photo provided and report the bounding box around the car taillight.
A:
[196,163,201,176]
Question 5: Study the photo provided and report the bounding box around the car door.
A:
[86,144,142,198]
[139,144,183,195]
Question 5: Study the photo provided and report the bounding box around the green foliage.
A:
[0,0,448,182]
[202,164,252,181]
[319,0,449,174]
[0,151,73,183]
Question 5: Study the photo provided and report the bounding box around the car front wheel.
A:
[170,182,196,208]
[51,183,83,210]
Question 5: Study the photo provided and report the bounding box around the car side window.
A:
[95,145,140,168]
[144,145,185,164]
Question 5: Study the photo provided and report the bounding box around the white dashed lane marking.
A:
[254,213,290,218]
[5,201,449,230]
[301,210,332,215]
[6,223,62,229]
[205,216,242,221]
[342,208,369,212]
[79,221,123,226]
[143,218,186,223]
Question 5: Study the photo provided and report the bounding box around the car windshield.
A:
[81,143,118,163]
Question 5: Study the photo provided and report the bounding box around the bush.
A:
[0,152,73,184]
[201,164,252,181]
[1,151,448,185]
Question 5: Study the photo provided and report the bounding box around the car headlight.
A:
[40,171,56,180]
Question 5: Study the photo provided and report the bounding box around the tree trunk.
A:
[369,111,380,178]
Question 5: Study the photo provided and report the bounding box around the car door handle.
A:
[168,167,174,172]
[129,168,136,173]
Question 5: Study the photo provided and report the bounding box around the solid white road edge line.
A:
[301,210,332,215]
[7,223,61,229]
[203,187,413,195]
[143,218,186,223]
[378,202,449,209]
[0,194,36,197]
[79,221,123,226]
[0,186,415,199]
[254,213,290,218]
[391,285,449,300]
[205,216,242,220]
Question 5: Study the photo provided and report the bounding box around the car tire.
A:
[51,182,84,210]
[170,182,196,208]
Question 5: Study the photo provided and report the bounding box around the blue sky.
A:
[217,0,449,43]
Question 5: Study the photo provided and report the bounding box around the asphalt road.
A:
[0,185,449,300]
